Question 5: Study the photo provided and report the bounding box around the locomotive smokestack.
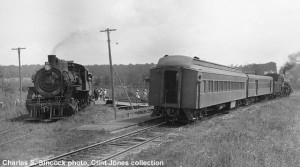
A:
[48,55,57,65]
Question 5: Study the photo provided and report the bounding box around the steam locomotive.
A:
[149,55,293,122]
[26,55,93,120]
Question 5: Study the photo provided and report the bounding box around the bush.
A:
[4,84,15,93]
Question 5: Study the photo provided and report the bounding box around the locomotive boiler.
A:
[26,55,93,120]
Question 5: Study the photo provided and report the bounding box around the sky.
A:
[1,0,300,69]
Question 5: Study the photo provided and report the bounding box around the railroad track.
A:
[27,122,170,167]
[27,111,227,167]
[25,113,228,167]
[26,101,271,167]
[88,131,170,167]
[0,124,38,147]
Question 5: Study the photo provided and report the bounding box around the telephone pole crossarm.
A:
[100,28,117,33]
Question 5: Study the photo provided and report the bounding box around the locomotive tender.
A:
[149,55,292,121]
[26,55,93,120]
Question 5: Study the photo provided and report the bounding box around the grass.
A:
[123,93,300,167]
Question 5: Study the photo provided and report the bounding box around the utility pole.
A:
[2,67,3,92]
[0,66,3,92]
[12,47,25,102]
[100,28,117,119]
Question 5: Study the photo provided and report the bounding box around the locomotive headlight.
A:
[44,63,51,71]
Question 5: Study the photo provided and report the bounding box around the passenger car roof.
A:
[155,55,247,77]
[247,74,273,80]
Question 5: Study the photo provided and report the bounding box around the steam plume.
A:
[51,30,92,54]
[282,53,300,74]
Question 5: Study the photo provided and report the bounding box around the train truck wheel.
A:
[163,108,178,122]
[166,108,176,117]
[197,110,204,120]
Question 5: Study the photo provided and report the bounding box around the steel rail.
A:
[0,129,39,147]
[0,124,31,136]
[26,122,167,167]
[89,124,181,167]
[90,110,244,166]
[90,95,282,166]
[90,135,163,167]
[110,124,138,134]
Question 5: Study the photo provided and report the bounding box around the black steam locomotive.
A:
[26,55,93,120]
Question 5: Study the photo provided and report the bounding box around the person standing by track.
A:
[135,90,140,104]
[94,88,99,100]
[142,89,148,104]
[99,88,103,100]
[103,89,107,101]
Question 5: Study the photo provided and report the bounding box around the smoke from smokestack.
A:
[51,30,94,55]
[282,53,300,74]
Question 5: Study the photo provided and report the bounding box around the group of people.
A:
[135,89,148,103]
[93,88,148,104]
[94,88,107,101]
